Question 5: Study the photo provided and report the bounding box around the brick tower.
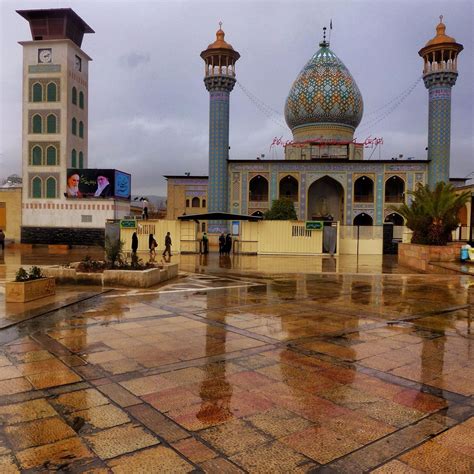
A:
[200,24,240,233]
[419,16,463,186]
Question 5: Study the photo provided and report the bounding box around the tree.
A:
[264,198,297,220]
[394,182,470,245]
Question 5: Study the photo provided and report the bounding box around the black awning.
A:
[178,212,263,222]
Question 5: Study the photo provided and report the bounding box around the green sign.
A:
[305,221,324,231]
[120,219,137,229]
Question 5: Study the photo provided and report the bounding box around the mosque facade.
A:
[166,18,463,230]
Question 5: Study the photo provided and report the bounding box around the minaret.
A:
[200,24,240,233]
[419,16,463,186]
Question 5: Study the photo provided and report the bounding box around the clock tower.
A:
[17,8,97,243]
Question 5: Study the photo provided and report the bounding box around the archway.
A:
[353,213,373,226]
[385,176,405,203]
[249,175,268,202]
[279,175,298,201]
[354,176,374,203]
[384,212,404,226]
[307,176,344,221]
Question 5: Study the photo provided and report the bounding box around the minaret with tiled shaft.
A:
[419,16,463,186]
[201,24,240,233]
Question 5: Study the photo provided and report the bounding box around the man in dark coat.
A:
[219,233,225,255]
[163,232,172,257]
[225,234,232,255]
[131,232,138,254]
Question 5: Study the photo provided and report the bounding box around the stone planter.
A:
[398,242,463,273]
[6,277,56,303]
[41,263,178,288]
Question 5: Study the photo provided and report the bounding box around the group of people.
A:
[130,231,172,262]
[219,233,232,255]
[131,231,233,259]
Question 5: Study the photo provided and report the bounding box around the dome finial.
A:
[439,14,443,23]
[319,26,329,47]
[219,20,223,29]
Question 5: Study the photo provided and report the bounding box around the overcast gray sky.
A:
[1,0,472,196]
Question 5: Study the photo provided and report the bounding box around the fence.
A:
[339,225,384,255]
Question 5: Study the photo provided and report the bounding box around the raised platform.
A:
[41,263,179,288]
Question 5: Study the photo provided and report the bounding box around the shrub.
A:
[394,182,470,246]
[77,255,105,273]
[264,198,297,220]
[104,237,124,269]
[15,266,45,282]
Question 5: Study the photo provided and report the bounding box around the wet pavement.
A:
[0,248,473,472]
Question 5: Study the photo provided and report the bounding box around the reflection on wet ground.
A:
[0,249,472,471]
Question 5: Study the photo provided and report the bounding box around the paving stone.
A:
[96,383,141,407]
[107,445,193,473]
[5,416,76,450]
[127,404,189,442]
[16,437,93,470]
[85,423,159,460]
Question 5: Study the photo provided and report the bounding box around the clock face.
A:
[38,48,52,63]
[75,55,82,71]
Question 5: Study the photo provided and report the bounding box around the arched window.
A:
[32,82,43,102]
[353,213,373,226]
[72,87,77,105]
[79,121,84,138]
[249,175,269,202]
[192,197,200,207]
[202,199,206,207]
[78,152,84,169]
[72,117,77,135]
[185,199,190,207]
[47,114,57,133]
[79,91,84,109]
[354,176,374,202]
[32,177,42,198]
[279,175,299,201]
[384,213,404,226]
[32,114,42,133]
[71,149,77,168]
[46,146,57,166]
[385,176,405,203]
[32,146,42,165]
[46,177,57,198]
[46,82,57,101]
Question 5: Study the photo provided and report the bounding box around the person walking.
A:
[131,232,138,255]
[163,232,172,257]
[225,233,232,255]
[202,232,209,254]
[0,229,5,252]
[219,233,225,255]
[149,233,157,261]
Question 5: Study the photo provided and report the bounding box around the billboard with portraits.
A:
[66,169,131,200]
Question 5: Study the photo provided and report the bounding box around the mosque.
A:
[166,17,464,234]
[12,8,468,249]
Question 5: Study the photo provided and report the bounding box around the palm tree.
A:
[393,182,469,245]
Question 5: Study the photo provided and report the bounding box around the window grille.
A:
[291,225,312,237]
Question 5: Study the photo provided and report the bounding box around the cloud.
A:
[118,51,150,69]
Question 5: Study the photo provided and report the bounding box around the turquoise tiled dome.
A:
[284,44,364,132]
